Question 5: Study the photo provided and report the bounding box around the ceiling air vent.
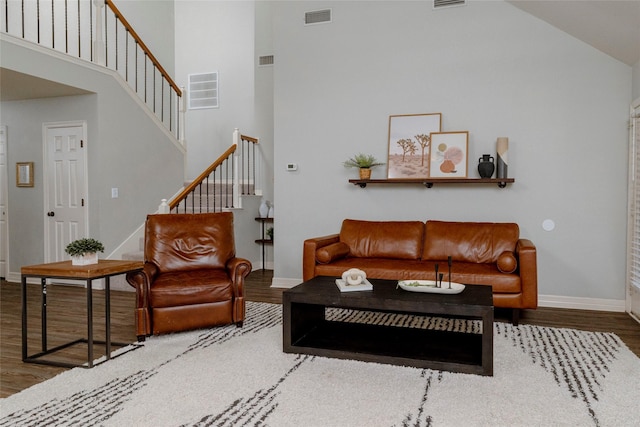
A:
[259,55,274,67]
[188,72,218,110]
[433,0,466,9]
[305,9,331,25]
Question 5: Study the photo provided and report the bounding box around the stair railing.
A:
[167,130,261,214]
[1,0,184,142]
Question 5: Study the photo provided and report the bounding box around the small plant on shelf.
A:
[65,238,104,265]
[343,153,385,180]
[266,227,274,241]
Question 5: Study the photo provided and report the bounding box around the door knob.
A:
[47,211,55,217]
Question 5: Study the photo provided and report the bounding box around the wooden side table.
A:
[21,260,143,368]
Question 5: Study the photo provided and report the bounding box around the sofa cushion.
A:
[340,219,425,260]
[316,242,350,264]
[497,251,518,273]
[422,221,519,263]
[150,269,233,308]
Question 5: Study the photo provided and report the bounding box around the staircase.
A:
[2,3,268,289]
[113,130,264,290]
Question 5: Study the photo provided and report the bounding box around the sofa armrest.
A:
[303,234,340,281]
[516,238,538,309]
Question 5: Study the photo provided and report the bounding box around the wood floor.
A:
[2,269,639,398]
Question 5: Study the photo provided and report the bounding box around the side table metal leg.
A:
[105,276,111,359]
[41,278,47,351]
[21,275,28,361]
[87,279,94,368]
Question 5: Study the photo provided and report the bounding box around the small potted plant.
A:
[65,238,105,266]
[343,153,385,180]
[266,227,274,241]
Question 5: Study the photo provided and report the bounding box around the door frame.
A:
[0,125,9,279]
[42,120,89,264]
[626,98,640,323]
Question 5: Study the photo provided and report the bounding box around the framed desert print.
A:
[387,113,442,178]
[16,162,34,187]
[428,131,469,178]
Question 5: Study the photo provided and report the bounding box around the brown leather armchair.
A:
[126,212,252,341]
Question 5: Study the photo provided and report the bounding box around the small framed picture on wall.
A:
[428,132,469,178]
[16,162,34,187]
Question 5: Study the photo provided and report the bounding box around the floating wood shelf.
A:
[348,178,515,188]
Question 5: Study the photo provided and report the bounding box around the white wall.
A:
[271,1,632,304]
[174,1,258,180]
[633,59,640,101]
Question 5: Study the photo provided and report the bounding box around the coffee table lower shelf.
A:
[288,319,484,375]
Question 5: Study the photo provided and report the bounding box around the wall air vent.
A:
[305,9,331,25]
[259,55,274,66]
[188,72,218,110]
[433,0,466,9]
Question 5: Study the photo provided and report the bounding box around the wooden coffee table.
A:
[283,276,494,376]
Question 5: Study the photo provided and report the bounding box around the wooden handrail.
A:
[241,134,259,144]
[105,0,182,96]
[168,144,237,210]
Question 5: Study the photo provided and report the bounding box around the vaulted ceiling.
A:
[1,1,638,102]
[507,0,639,66]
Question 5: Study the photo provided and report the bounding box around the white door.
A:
[44,122,88,263]
[0,126,8,278]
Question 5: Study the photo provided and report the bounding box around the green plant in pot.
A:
[343,153,385,180]
[65,238,104,266]
[266,227,274,241]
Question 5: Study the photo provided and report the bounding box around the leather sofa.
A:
[303,219,537,324]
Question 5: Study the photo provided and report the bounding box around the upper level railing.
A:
[166,130,261,214]
[1,0,183,141]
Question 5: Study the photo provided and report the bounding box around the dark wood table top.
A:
[285,276,493,316]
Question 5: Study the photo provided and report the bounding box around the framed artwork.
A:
[16,162,34,187]
[387,113,442,179]
[428,131,469,178]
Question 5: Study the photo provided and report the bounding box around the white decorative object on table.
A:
[71,252,99,266]
[259,200,270,218]
[268,204,274,218]
[397,280,465,294]
[336,268,372,292]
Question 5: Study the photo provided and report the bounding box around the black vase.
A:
[477,154,495,178]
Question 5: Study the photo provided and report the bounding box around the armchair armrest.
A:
[125,262,159,339]
[303,234,340,281]
[516,238,538,309]
[226,257,253,297]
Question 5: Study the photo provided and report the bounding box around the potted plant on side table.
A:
[343,153,385,180]
[66,238,105,266]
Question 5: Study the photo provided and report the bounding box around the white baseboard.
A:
[271,277,302,289]
[538,294,625,312]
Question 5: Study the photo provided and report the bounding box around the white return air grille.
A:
[188,72,218,110]
[305,9,331,25]
[433,0,466,9]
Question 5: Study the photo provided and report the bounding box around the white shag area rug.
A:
[1,302,639,427]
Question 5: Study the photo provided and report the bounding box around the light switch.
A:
[111,188,119,198]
